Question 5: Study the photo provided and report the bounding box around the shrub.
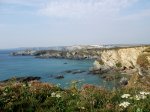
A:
[0,79,150,112]
[99,60,104,65]
[116,62,122,68]
[137,54,150,69]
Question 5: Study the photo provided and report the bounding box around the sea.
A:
[0,50,115,89]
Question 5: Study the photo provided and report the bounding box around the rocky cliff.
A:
[92,46,150,75]
[11,49,102,60]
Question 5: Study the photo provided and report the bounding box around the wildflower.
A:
[23,84,26,87]
[119,102,130,108]
[136,108,143,112]
[81,107,85,109]
[51,92,56,97]
[3,92,7,96]
[135,95,141,100]
[135,94,147,100]
[28,84,32,87]
[56,94,61,98]
[140,92,150,95]
[141,95,146,99]
[129,97,133,100]
[121,94,131,98]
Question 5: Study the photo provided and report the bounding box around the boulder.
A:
[55,75,64,79]
[119,77,128,86]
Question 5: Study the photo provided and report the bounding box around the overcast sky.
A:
[0,0,150,49]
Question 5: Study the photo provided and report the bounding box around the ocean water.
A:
[0,50,115,89]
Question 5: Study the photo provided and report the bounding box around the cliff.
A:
[12,49,102,60]
[92,46,150,75]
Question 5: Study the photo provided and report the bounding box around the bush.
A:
[116,62,122,68]
[137,54,150,69]
[0,79,150,112]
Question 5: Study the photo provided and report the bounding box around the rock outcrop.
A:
[91,46,150,75]
[11,50,36,56]
[12,49,102,60]
[1,76,41,83]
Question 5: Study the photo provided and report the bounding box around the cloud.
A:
[118,9,150,20]
[0,0,48,6]
[1,0,150,21]
[39,0,138,18]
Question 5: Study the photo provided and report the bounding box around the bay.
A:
[0,50,115,89]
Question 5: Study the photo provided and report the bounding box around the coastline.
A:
[0,45,150,111]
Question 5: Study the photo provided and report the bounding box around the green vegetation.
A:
[99,60,104,65]
[0,76,150,112]
[116,62,122,68]
[137,54,150,69]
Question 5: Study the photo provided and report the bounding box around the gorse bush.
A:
[0,78,150,112]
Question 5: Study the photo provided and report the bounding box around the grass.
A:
[137,47,150,69]
[0,76,150,112]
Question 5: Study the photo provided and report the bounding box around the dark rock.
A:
[64,62,68,64]
[55,75,64,79]
[11,50,36,56]
[122,66,127,71]
[129,66,134,69]
[1,76,41,83]
[102,75,114,81]
[89,68,110,74]
[64,70,86,74]
[72,70,86,74]
[65,70,72,73]
[101,75,107,78]
[119,77,128,86]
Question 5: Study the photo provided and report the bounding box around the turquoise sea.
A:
[0,50,115,89]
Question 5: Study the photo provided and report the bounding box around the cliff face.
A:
[100,47,148,68]
[12,49,102,60]
[93,46,150,75]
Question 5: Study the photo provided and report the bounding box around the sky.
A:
[0,0,150,49]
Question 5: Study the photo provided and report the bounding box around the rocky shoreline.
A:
[0,76,41,83]
[10,45,150,87]
[11,48,102,60]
